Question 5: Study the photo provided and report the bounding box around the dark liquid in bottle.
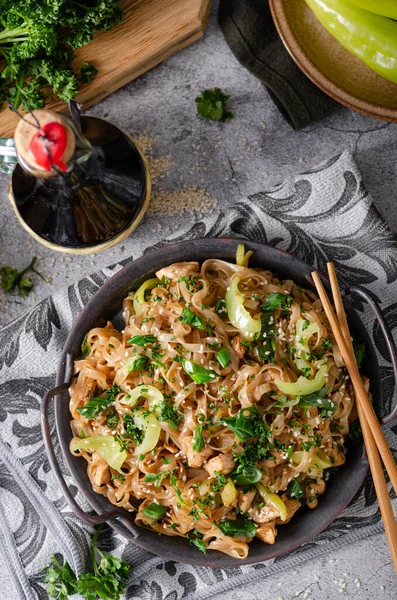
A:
[11,116,148,249]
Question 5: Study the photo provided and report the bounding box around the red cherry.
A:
[29,122,68,172]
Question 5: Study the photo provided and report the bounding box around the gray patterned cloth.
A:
[0,150,396,600]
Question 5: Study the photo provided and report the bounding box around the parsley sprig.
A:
[42,527,130,600]
[195,88,234,122]
[0,256,47,297]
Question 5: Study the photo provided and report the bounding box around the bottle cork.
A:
[14,110,76,178]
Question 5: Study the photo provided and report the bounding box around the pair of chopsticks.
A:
[311,263,397,575]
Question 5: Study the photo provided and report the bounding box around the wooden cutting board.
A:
[0,0,211,137]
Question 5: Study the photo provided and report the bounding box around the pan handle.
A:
[347,285,397,425]
[41,384,122,526]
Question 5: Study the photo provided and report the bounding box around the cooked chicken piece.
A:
[259,450,285,468]
[156,262,200,281]
[204,453,235,477]
[248,503,280,524]
[238,490,256,513]
[231,335,245,360]
[75,381,96,415]
[306,478,326,509]
[277,496,301,524]
[256,521,277,544]
[181,435,213,468]
[90,454,111,488]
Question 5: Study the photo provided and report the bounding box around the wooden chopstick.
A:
[311,269,397,495]
[311,267,397,575]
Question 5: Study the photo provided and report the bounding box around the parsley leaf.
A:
[195,88,234,122]
[0,256,46,297]
[80,61,98,83]
[42,526,130,600]
[42,555,77,599]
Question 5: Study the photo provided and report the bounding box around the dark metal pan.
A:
[41,238,397,566]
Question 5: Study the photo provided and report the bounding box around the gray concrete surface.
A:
[0,2,396,597]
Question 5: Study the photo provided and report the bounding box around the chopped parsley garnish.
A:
[212,471,229,492]
[158,400,182,431]
[123,414,144,444]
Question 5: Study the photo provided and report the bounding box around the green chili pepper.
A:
[345,0,397,20]
[305,0,397,83]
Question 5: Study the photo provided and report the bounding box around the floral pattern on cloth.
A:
[0,151,396,600]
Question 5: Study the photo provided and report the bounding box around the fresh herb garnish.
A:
[216,347,231,369]
[260,293,292,311]
[193,423,205,452]
[0,256,46,297]
[286,479,304,500]
[195,88,234,122]
[212,470,229,492]
[170,473,184,502]
[224,406,270,443]
[123,414,144,444]
[127,335,157,346]
[299,387,336,418]
[77,384,121,419]
[127,356,148,372]
[175,356,218,384]
[42,526,130,600]
[142,502,167,522]
[179,307,205,330]
[158,400,182,431]
[216,518,256,538]
[144,472,168,487]
[81,333,90,358]
[215,298,228,317]
[231,465,263,486]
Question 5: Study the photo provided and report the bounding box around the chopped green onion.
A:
[193,424,205,452]
[127,335,157,346]
[179,307,205,330]
[231,465,263,485]
[286,479,304,500]
[176,356,218,384]
[216,347,231,368]
[215,298,227,317]
[216,518,257,538]
[127,356,148,372]
[260,293,292,311]
[142,502,167,521]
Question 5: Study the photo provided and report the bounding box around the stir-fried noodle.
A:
[70,246,363,558]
